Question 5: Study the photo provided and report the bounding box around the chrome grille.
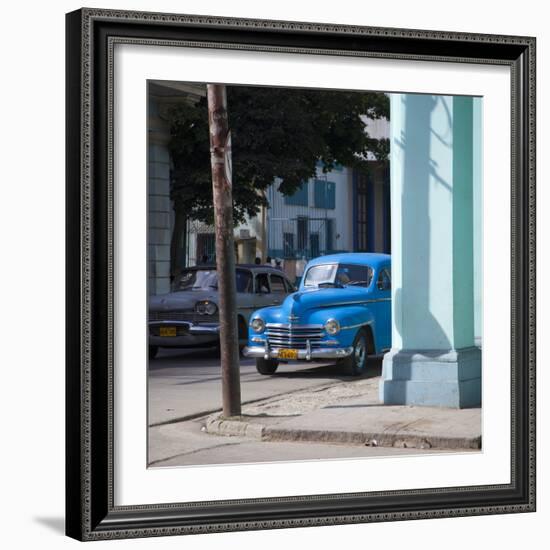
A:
[265,324,324,349]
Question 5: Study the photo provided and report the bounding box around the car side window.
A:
[236,269,253,293]
[284,278,296,293]
[377,268,391,291]
[270,274,287,294]
[338,264,373,287]
[255,273,270,294]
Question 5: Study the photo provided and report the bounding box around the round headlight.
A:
[195,301,217,315]
[204,302,217,315]
[324,318,340,335]
[251,317,265,333]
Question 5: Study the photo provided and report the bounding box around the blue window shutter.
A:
[314,180,336,209]
[314,179,325,208]
[285,181,309,206]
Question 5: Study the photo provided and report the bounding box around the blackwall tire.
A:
[148,345,159,360]
[238,317,248,355]
[339,329,369,376]
[256,357,279,375]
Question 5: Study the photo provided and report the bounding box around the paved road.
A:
[147,348,451,467]
[148,346,382,426]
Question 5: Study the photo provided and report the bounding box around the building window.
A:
[283,232,295,258]
[316,160,344,172]
[356,173,370,251]
[314,179,336,209]
[297,217,309,252]
[325,219,335,252]
[310,233,320,257]
[284,181,309,207]
[196,233,215,264]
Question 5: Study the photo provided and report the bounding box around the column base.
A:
[379,347,481,408]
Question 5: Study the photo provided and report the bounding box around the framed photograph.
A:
[65,8,536,541]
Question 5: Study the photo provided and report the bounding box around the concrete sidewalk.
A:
[205,376,481,451]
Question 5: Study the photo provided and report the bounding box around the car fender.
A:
[305,304,376,347]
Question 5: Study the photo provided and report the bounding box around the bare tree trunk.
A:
[206,84,241,417]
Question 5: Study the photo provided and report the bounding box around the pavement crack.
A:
[148,441,243,466]
[382,419,424,433]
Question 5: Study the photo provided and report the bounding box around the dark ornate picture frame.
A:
[66,8,536,541]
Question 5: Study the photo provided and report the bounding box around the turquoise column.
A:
[379,94,481,408]
[473,99,482,345]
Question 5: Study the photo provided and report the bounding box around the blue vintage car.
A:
[243,253,391,375]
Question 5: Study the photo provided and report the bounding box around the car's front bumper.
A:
[243,344,353,361]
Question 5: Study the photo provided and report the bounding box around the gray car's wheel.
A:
[340,329,369,376]
[238,316,248,355]
[148,345,159,360]
[256,357,279,375]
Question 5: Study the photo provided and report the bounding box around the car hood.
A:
[149,290,218,311]
[277,286,370,319]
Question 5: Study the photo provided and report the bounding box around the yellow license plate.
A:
[159,327,177,337]
[278,348,298,360]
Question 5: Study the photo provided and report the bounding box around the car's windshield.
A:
[172,269,252,292]
[303,263,373,288]
[173,269,217,291]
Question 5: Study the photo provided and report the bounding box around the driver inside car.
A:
[336,269,350,286]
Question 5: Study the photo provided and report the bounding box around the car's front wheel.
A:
[339,329,369,376]
[149,345,159,360]
[256,357,279,375]
[238,317,248,356]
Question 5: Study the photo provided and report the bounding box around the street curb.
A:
[205,414,481,451]
[206,415,265,439]
[149,408,222,428]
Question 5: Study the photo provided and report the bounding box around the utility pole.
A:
[206,84,242,417]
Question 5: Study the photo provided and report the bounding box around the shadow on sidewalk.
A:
[272,358,382,382]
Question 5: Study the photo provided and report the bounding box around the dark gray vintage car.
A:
[148,264,295,358]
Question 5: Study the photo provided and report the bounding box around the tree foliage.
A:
[168,86,389,225]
